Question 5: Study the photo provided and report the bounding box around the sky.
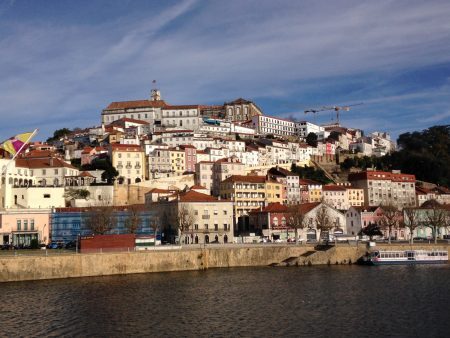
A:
[1,0,450,142]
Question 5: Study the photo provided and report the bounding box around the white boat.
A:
[366,250,448,265]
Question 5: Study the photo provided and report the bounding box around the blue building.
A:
[50,205,156,244]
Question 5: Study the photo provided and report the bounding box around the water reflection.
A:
[1,265,449,337]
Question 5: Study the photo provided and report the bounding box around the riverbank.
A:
[0,243,448,282]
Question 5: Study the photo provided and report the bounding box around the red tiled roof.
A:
[222,175,267,184]
[323,185,347,191]
[296,202,321,214]
[105,100,168,110]
[261,202,288,213]
[15,157,77,170]
[178,190,228,202]
[348,170,415,182]
[80,171,95,178]
[110,144,143,152]
[163,105,200,110]
[191,185,207,190]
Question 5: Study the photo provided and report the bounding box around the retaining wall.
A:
[0,244,448,283]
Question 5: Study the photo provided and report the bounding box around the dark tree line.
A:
[341,125,450,186]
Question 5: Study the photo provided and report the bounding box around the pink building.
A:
[180,145,197,173]
[0,209,51,246]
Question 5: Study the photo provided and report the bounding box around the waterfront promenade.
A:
[1,242,448,283]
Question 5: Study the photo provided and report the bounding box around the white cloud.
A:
[1,0,450,139]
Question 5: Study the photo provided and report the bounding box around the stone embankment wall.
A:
[0,244,448,283]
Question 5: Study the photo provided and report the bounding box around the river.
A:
[1,265,449,337]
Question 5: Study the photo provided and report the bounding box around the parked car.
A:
[47,242,63,249]
[65,241,77,249]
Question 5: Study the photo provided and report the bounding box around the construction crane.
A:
[304,103,363,125]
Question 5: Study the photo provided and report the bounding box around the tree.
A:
[64,188,90,200]
[359,222,383,241]
[306,132,318,147]
[83,206,117,235]
[47,128,71,143]
[124,205,142,234]
[175,204,196,244]
[287,205,307,243]
[314,205,333,243]
[148,203,164,242]
[379,204,400,244]
[402,208,419,244]
[424,203,447,244]
[101,162,119,183]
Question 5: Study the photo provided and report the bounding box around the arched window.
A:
[195,235,199,244]
[135,178,141,183]
[273,217,278,227]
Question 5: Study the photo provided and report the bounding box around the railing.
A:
[202,215,210,219]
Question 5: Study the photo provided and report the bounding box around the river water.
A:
[1,265,449,337]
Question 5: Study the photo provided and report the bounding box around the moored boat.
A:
[365,250,448,265]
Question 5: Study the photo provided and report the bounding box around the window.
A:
[30,220,35,231]
[54,169,58,175]
[42,169,46,175]
[214,209,218,215]
[17,220,21,231]
[43,194,51,198]
[223,210,227,215]
[214,224,218,231]
[204,224,209,230]
[23,220,28,231]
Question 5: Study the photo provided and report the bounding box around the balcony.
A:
[202,215,210,220]
[125,164,132,169]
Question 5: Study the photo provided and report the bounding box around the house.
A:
[268,167,300,205]
[159,190,234,245]
[109,144,146,184]
[0,208,51,246]
[348,169,416,208]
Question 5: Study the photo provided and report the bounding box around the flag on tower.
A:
[0,130,37,157]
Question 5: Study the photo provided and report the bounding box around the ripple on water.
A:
[1,265,449,337]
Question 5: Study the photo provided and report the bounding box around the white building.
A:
[295,121,325,138]
[161,105,202,130]
[251,115,296,137]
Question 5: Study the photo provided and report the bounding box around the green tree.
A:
[47,128,71,143]
[305,132,318,147]
[359,222,383,241]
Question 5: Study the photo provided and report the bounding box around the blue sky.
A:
[1,0,450,141]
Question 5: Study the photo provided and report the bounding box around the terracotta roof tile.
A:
[178,190,229,202]
[105,100,168,110]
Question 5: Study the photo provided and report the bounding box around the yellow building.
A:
[308,186,323,202]
[220,175,284,219]
[169,147,186,175]
[347,188,364,207]
[109,144,146,184]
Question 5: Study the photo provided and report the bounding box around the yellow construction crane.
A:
[304,103,363,125]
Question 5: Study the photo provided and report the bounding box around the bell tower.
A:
[150,80,161,101]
